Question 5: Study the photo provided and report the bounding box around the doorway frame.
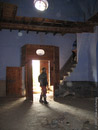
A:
[21,44,59,101]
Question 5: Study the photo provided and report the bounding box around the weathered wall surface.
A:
[0,30,76,96]
[66,26,98,82]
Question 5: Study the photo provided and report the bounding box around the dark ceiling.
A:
[0,1,98,35]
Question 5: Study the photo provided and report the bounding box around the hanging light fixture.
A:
[36,49,45,56]
[34,0,49,11]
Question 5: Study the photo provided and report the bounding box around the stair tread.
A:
[60,54,77,81]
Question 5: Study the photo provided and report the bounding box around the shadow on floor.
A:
[54,95,95,112]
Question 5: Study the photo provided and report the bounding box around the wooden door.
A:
[40,60,55,86]
[6,67,22,96]
[25,60,33,101]
[50,60,54,86]
[22,66,26,96]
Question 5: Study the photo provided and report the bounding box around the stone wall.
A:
[60,81,98,97]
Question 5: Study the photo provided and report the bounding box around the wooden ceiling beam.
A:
[1,16,94,27]
[0,21,94,33]
[0,15,96,34]
[0,2,98,34]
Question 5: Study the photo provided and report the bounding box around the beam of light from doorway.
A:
[32,60,41,93]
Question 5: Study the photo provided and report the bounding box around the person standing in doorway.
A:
[38,67,48,104]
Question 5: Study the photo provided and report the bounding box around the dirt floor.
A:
[0,94,97,130]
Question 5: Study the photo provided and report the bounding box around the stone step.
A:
[67,72,71,76]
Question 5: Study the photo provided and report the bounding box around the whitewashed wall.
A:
[66,26,98,82]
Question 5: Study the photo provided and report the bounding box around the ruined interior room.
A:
[0,0,98,130]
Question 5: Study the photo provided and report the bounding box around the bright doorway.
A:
[32,60,40,93]
[32,60,53,102]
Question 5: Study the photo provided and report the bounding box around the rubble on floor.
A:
[40,113,96,130]
[0,96,97,130]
